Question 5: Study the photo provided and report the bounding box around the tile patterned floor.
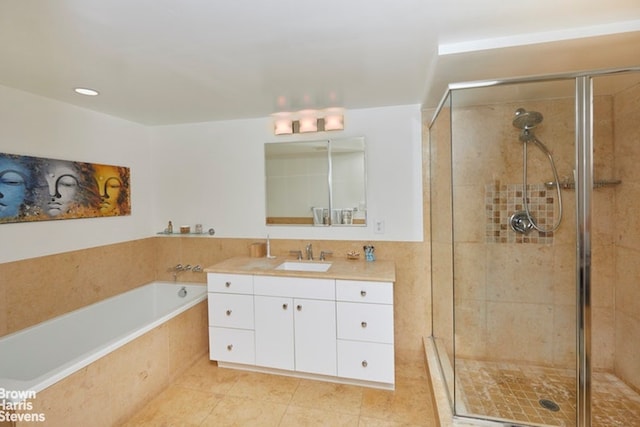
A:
[123,355,438,426]
[456,359,640,427]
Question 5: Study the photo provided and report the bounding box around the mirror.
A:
[265,137,366,226]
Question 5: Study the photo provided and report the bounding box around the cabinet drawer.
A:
[336,280,393,304]
[337,302,394,344]
[337,340,395,384]
[254,275,335,300]
[208,294,254,329]
[207,273,253,294]
[209,327,255,365]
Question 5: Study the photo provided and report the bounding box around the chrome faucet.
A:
[305,243,313,260]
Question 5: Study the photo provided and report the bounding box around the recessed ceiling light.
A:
[74,87,99,96]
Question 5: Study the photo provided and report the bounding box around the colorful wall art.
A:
[0,153,130,223]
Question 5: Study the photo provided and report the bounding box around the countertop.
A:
[205,256,396,283]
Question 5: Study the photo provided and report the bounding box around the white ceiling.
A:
[1,0,640,125]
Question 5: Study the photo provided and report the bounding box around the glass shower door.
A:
[449,79,578,426]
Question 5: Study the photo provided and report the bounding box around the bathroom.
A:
[1,2,640,426]
[0,89,430,424]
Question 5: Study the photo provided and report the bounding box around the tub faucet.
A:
[305,243,313,260]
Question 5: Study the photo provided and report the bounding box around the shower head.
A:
[513,108,543,130]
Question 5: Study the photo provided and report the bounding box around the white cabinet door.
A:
[254,295,294,370]
[336,302,394,344]
[294,298,337,376]
[337,339,395,384]
[208,294,254,329]
[209,327,255,365]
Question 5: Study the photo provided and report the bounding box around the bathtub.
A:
[0,281,207,403]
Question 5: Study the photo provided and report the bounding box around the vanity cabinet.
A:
[206,264,395,389]
[254,276,337,376]
[207,273,255,365]
[336,280,395,384]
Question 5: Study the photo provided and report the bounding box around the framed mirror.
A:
[265,137,366,226]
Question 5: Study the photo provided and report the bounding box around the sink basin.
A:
[275,261,332,272]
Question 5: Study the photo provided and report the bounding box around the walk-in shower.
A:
[428,67,640,427]
[510,108,563,235]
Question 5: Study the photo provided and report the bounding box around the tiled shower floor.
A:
[455,359,640,426]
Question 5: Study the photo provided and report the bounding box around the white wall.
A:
[0,91,422,265]
[150,104,423,242]
[0,85,153,263]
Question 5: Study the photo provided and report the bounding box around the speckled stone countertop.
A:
[205,256,396,283]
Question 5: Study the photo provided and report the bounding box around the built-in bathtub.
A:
[0,282,208,426]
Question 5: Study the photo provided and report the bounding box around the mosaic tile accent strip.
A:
[456,359,640,427]
[485,182,555,244]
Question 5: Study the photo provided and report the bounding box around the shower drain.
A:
[539,399,560,412]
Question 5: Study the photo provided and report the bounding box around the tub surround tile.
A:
[0,238,156,336]
[167,300,208,379]
[12,301,207,427]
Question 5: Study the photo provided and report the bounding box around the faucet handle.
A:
[319,251,333,261]
[289,250,303,260]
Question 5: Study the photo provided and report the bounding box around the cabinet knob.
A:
[225,281,231,288]
[361,360,368,368]
[361,321,367,328]
[297,305,302,311]
[226,310,232,316]
[360,290,367,297]
[282,303,288,310]
[227,344,233,351]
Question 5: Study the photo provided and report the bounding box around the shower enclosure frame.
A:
[428,66,640,427]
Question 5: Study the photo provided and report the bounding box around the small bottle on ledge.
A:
[167,221,173,234]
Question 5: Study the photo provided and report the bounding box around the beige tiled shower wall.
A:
[612,81,640,392]
[445,95,619,370]
[0,237,431,361]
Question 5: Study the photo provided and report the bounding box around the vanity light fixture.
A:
[272,108,344,135]
[323,109,344,131]
[298,115,318,133]
[274,118,294,135]
[74,87,100,96]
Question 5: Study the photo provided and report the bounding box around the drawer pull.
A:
[360,290,367,297]
[282,303,288,310]
[227,344,233,351]
[225,310,232,316]
[225,281,231,288]
[297,305,302,311]
[361,321,367,328]
[362,360,368,368]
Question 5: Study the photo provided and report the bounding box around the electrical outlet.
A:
[374,219,385,234]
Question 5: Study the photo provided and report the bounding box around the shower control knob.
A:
[225,310,232,316]
[361,360,368,368]
[225,281,231,288]
[227,344,233,351]
[360,290,367,297]
[361,321,367,328]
